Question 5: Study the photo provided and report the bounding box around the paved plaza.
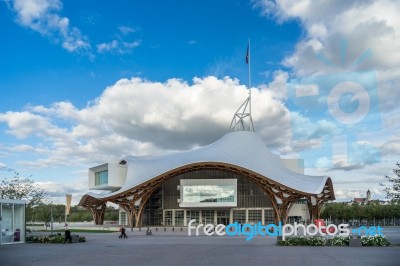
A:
[1,227,400,266]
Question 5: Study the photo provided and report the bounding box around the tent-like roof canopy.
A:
[80,131,335,206]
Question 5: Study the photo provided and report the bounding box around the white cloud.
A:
[97,24,141,55]
[97,40,140,54]
[118,25,136,35]
[0,76,291,168]
[12,0,90,53]
[36,180,88,205]
[10,144,35,152]
[253,0,400,175]
[97,40,118,53]
[334,188,384,201]
[0,111,69,139]
[254,0,400,112]
[0,162,7,169]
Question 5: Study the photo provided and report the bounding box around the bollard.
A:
[180,227,183,231]
[156,228,158,231]
[164,228,166,231]
[172,227,174,231]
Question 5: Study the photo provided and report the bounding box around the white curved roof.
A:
[85,131,329,200]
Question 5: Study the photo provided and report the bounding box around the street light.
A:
[50,201,54,235]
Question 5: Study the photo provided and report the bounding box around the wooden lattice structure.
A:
[79,162,335,227]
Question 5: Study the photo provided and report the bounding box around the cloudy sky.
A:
[0,0,399,205]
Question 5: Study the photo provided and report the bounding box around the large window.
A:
[186,210,200,225]
[248,209,262,224]
[202,210,215,224]
[175,210,184,226]
[233,209,246,224]
[264,209,275,224]
[164,210,173,226]
[180,179,237,207]
[0,200,25,245]
[95,170,108,186]
[120,211,127,225]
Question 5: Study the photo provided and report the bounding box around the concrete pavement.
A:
[1,228,399,266]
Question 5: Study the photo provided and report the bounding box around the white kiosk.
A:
[0,199,26,245]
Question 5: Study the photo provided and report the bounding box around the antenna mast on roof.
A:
[228,39,255,132]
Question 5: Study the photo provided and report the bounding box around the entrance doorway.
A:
[217,210,230,225]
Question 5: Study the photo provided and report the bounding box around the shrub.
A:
[329,236,349,246]
[26,235,86,244]
[361,235,390,246]
[277,236,326,246]
[277,235,390,246]
[308,236,326,246]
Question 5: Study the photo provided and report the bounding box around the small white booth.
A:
[0,199,26,245]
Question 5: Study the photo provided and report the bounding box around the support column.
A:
[119,203,137,229]
[262,209,265,225]
[135,187,158,228]
[89,202,106,225]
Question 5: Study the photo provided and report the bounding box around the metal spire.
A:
[228,40,255,132]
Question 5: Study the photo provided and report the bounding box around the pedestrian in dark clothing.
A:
[64,228,72,243]
[119,226,128,238]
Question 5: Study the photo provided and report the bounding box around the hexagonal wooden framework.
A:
[79,162,335,227]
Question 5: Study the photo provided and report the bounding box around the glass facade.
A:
[120,211,127,225]
[95,170,108,186]
[0,199,26,245]
[181,179,237,207]
[233,209,246,224]
[201,210,215,224]
[264,209,275,224]
[248,209,262,224]
[121,168,275,226]
[186,210,200,225]
[174,210,184,226]
[217,210,230,225]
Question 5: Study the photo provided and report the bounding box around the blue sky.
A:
[1,0,399,204]
[0,0,300,110]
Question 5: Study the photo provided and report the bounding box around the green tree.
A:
[0,173,48,208]
[383,162,400,200]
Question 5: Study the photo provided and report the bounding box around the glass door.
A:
[1,203,13,244]
[202,210,215,225]
[217,210,230,225]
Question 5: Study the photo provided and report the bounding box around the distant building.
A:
[353,189,371,205]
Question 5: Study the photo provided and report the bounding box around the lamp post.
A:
[50,201,54,235]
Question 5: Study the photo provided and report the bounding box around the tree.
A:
[383,162,400,200]
[0,172,48,208]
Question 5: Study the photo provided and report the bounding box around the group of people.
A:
[63,226,128,242]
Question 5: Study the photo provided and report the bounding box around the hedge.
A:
[26,235,86,243]
[277,235,390,246]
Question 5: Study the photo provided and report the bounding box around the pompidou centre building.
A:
[79,91,335,228]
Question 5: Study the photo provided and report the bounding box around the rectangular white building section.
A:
[89,162,127,191]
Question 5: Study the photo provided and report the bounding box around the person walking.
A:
[119,226,128,239]
[64,228,72,243]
